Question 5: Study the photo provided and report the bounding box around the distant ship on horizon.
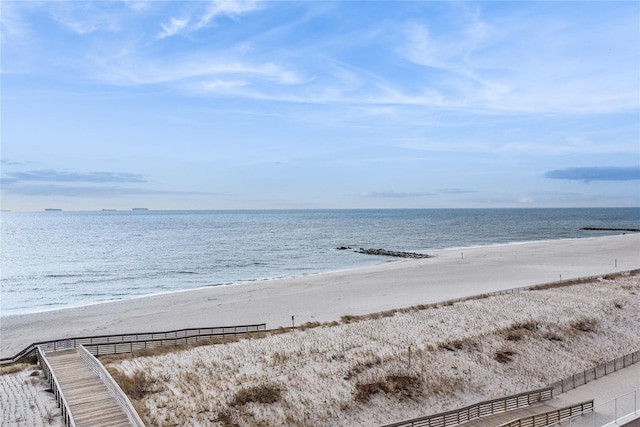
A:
[132,208,149,211]
[44,208,63,211]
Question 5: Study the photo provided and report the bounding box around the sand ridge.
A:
[104,273,640,426]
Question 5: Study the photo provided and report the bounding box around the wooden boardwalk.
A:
[44,349,132,426]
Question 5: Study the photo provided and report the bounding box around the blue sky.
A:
[1,1,639,211]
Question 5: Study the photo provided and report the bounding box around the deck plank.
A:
[44,349,133,427]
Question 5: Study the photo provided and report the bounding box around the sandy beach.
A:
[2,233,639,359]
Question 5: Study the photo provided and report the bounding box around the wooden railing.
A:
[381,387,553,427]
[77,346,145,426]
[2,323,267,364]
[25,324,264,427]
[37,347,77,427]
[83,325,266,357]
[498,401,594,427]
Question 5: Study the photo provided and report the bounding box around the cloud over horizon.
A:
[2,169,147,185]
[544,166,640,183]
[359,191,434,199]
[1,184,207,198]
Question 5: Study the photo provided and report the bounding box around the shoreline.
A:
[2,233,639,359]
[2,234,631,318]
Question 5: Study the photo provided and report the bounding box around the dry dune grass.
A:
[105,273,640,426]
[0,363,32,376]
[0,364,62,427]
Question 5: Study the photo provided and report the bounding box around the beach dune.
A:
[2,234,639,359]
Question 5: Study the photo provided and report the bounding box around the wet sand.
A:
[2,233,639,359]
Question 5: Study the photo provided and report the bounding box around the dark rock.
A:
[355,248,433,259]
[581,227,640,232]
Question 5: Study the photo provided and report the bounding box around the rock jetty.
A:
[337,246,432,259]
[581,227,639,232]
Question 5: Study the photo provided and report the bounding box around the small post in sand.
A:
[291,315,295,329]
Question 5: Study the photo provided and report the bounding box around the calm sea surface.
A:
[1,208,638,316]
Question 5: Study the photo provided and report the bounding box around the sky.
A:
[1,0,639,211]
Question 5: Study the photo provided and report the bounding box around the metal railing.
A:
[77,346,145,426]
[498,400,594,427]
[381,387,553,427]
[549,390,640,427]
[37,347,77,427]
[381,349,640,427]
[550,351,640,395]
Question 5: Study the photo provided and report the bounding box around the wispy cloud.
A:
[438,188,477,195]
[544,166,640,182]
[398,5,639,114]
[50,3,122,35]
[92,53,307,90]
[1,159,28,166]
[158,17,190,39]
[0,3,30,46]
[360,191,433,199]
[157,0,261,39]
[0,168,215,199]
[122,1,152,14]
[200,79,250,91]
[195,0,262,30]
[3,170,147,184]
[18,1,633,116]
[2,185,207,198]
[530,191,583,196]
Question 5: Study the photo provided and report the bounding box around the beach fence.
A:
[381,388,554,427]
[550,351,640,395]
[381,349,640,427]
[385,272,631,319]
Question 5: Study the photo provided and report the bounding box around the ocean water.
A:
[1,208,638,316]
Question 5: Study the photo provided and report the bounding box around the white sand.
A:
[106,273,640,426]
[2,233,639,359]
[0,366,63,427]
